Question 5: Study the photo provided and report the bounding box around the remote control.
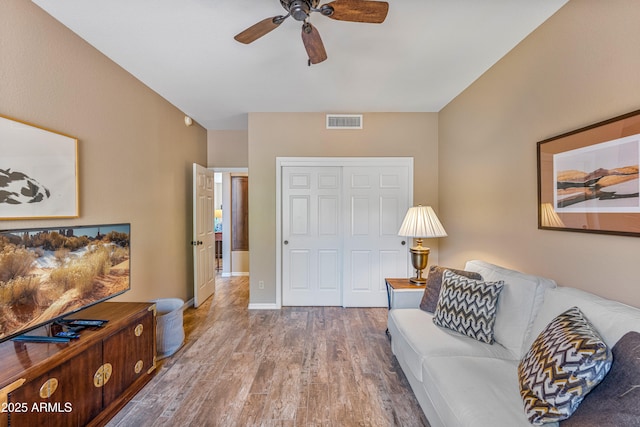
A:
[55,331,80,339]
[13,335,70,343]
[67,319,108,327]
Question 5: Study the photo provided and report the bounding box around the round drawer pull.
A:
[39,378,58,398]
[134,324,144,336]
[134,360,144,374]
[93,363,113,388]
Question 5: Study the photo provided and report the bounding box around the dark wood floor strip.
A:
[106,276,430,427]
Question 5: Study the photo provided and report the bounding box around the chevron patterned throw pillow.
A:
[432,270,504,344]
[518,307,612,425]
[419,265,483,313]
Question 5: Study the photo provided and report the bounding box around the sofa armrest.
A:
[390,288,424,309]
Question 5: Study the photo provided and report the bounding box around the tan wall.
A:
[439,0,640,307]
[207,130,248,168]
[1,0,207,303]
[231,251,250,274]
[248,112,438,304]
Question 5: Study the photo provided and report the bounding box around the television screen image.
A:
[0,223,130,342]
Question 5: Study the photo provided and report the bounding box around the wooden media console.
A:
[0,302,156,427]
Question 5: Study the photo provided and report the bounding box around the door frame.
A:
[275,157,414,308]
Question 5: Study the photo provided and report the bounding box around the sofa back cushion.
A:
[465,260,557,358]
[524,286,640,351]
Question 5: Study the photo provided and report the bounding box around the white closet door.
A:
[282,167,342,306]
[342,166,410,307]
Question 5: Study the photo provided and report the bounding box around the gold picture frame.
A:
[0,115,79,220]
[537,109,640,236]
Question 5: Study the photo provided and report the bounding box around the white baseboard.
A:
[248,303,280,310]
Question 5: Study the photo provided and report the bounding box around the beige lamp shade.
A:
[398,205,447,284]
[398,205,447,238]
[214,209,223,219]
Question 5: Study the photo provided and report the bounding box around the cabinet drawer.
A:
[102,309,155,406]
[7,342,103,427]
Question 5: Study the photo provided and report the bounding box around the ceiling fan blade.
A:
[234,16,284,44]
[322,0,389,23]
[301,23,327,65]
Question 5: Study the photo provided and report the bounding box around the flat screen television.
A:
[0,223,130,343]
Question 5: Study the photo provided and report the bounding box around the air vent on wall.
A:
[326,114,363,129]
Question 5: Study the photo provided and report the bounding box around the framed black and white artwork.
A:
[0,115,78,220]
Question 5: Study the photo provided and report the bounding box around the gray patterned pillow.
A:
[561,331,640,426]
[432,270,504,344]
[518,307,612,425]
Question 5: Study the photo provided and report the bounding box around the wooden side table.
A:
[385,278,426,310]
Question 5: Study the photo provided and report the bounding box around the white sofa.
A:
[387,260,640,427]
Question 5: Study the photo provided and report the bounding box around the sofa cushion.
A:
[387,308,515,382]
[518,307,612,425]
[524,286,640,351]
[525,286,640,358]
[421,356,548,427]
[419,265,483,313]
[465,260,557,358]
[561,331,640,426]
[433,270,504,344]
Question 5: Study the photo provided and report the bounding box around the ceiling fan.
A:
[234,0,389,65]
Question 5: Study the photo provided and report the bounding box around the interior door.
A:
[342,165,410,307]
[282,167,342,306]
[193,163,216,307]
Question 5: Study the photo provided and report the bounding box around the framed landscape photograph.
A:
[0,115,79,220]
[537,109,640,237]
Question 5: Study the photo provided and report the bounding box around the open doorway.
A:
[214,172,223,272]
[213,168,249,277]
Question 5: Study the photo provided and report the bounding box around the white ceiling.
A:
[32,0,567,130]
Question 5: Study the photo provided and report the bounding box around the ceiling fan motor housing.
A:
[281,0,315,21]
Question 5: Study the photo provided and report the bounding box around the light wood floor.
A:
[106,276,430,427]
